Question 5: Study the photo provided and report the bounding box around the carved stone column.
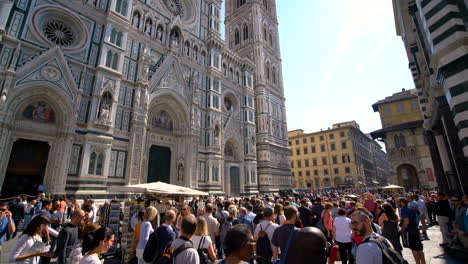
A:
[128,85,148,184]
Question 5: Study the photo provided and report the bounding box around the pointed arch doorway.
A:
[224,139,241,197]
[1,139,50,197]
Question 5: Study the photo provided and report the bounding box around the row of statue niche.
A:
[131,12,169,43]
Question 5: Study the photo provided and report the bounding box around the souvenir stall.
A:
[108,182,209,264]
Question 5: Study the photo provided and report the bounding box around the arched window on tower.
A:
[394,134,401,148]
[222,63,227,76]
[263,26,267,41]
[399,134,406,148]
[229,67,234,79]
[234,29,240,45]
[236,0,246,8]
[263,0,268,9]
[269,30,273,46]
[243,24,249,41]
[265,62,270,81]
[272,67,277,84]
[201,50,206,65]
[88,151,105,176]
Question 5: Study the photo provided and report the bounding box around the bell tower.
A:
[225,0,291,192]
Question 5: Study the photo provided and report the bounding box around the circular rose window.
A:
[162,0,184,17]
[31,6,88,51]
[42,19,75,47]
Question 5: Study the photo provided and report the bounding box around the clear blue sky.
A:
[222,1,414,135]
[276,0,414,134]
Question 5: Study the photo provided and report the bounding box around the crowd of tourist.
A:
[0,190,467,264]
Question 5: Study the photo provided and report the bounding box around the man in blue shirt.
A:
[0,202,16,260]
[399,197,425,264]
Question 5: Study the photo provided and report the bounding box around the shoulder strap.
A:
[173,240,193,257]
[280,227,296,264]
[198,236,205,250]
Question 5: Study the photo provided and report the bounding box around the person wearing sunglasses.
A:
[0,201,16,260]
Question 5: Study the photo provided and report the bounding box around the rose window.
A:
[42,19,75,47]
[162,0,184,17]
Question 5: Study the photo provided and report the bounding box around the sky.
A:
[275,0,415,134]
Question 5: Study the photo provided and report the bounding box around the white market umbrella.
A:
[108,181,209,197]
[382,184,404,189]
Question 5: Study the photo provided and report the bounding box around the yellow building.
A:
[371,89,437,189]
[288,121,390,190]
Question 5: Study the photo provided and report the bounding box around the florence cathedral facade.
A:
[0,0,291,198]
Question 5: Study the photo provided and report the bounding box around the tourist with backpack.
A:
[220,205,239,258]
[192,217,216,263]
[271,206,300,263]
[351,210,408,264]
[142,210,177,263]
[254,207,278,264]
[398,198,425,264]
[158,215,199,264]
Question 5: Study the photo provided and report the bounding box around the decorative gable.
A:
[13,47,78,101]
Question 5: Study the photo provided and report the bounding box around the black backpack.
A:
[156,238,193,264]
[143,231,159,263]
[256,223,273,259]
[197,236,211,264]
[363,235,409,264]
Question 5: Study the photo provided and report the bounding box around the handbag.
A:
[272,227,296,264]
[197,236,211,264]
[330,245,340,262]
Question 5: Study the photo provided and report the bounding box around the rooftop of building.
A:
[288,121,360,138]
[372,88,417,112]
[370,120,423,140]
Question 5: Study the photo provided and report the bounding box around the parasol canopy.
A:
[382,184,404,189]
[108,181,209,196]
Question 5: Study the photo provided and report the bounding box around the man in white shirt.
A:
[245,204,256,222]
[254,207,279,263]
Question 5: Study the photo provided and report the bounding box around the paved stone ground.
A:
[399,224,467,264]
[2,224,467,264]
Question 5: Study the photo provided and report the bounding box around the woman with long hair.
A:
[274,204,286,225]
[176,204,192,230]
[80,227,115,264]
[8,214,53,264]
[136,206,158,264]
[378,202,403,255]
[192,217,217,262]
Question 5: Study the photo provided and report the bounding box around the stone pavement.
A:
[1,224,467,263]
[399,225,467,264]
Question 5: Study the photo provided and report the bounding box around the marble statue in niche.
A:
[170,29,179,48]
[152,110,173,131]
[22,101,55,123]
[98,92,112,123]
[156,25,163,41]
[177,162,184,182]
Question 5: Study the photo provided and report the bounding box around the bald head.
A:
[71,209,86,225]
[296,227,327,264]
[165,210,176,224]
